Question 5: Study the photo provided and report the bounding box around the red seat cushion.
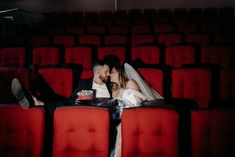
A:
[122,108,179,157]
[0,105,45,157]
[53,107,110,157]
[191,109,235,157]
[219,69,235,99]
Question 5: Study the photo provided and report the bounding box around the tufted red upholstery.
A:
[122,108,179,157]
[138,68,164,95]
[172,68,212,108]
[131,34,154,46]
[219,69,235,99]
[165,45,195,68]
[157,33,182,46]
[38,68,73,98]
[0,105,45,157]
[201,45,231,68]
[27,36,50,47]
[191,109,235,157]
[0,47,26,67]
[65,47,93,70]
[79,35,101,46]
[132,25,151,34]
[53,107,110,157]
[132,46,161,64]
[98,46,126,64]
[185,33,211,46]
[53,35,75,47]
[33,47,60,67]
[154,24,174,33]
[104,35,128,45]
[0,67,30,103]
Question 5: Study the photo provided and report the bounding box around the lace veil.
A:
[124,63,164,101]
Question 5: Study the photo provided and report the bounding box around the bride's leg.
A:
[114,124,122,157]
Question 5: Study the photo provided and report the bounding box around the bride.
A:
[109,63,163,157]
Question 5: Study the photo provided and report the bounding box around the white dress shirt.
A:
[92,81,110,98]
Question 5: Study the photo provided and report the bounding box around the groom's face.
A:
[99,64,110,82]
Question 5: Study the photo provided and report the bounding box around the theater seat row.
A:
[0,44,233,70]
[0,105,234,157]
[0,67,234,108]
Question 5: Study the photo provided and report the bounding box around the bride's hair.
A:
[112,65,129,91]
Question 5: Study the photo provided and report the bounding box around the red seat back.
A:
[131,34,154,46]
[98,46,126,64]
[53,107,110,157]
[158,33,182,46]
[219,69,235,99]
[122,108,179,157]
[0,105,45,157]
[53,35,75,47]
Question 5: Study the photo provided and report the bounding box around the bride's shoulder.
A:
[126,79,140,91]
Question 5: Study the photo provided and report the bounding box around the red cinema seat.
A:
[122,108,179,157]
[200,45,231,68]
[138,68,164,95]
[32,47,60,74]
[108,26,129,35]
[45,26,64,35]
[0,105,45,157]
[65,26,84,35]
[104,35,128,45]
[132,25,151,34]
[185,33,211,46]
[86,25,106,35]
[131,34,154,46]
[79,35,101,46]
[157,33,182,46]
[176,24,198,33]
[38,68,74,98]
[80,69,94,79]
[0,67,30,103]
[191,109,235,157]
[52,35,75,47]
[53,107,110,157]
[171,68,212,108]
[0,47,26,67]
[165,45,196,68]
[98,46,126,64]
[27,36,50,47]
[219,69,235,99]
[132,46,161,65]
[154,24,174,33]
[65,47,93,70]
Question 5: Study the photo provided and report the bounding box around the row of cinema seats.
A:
[0,66,234,108]
[0,105,234,157]
[2,33,235,48]
[0,44,234,70]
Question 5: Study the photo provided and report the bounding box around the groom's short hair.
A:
[92,60,107,72]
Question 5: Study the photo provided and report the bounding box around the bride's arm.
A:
[126,80,143,102]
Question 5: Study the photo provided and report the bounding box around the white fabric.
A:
[124,63,164,101]
[92,81,110,98]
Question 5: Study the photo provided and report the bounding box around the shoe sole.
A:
[11,78,30,109]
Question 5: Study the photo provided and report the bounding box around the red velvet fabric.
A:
[122,108,179,157]
[132,46,161,64]
[0,47,26,67]
[201,45,231,68]
[0,68,30,102]
[185,33,210,46]
[191,109,235,157]
[104,35,128,45]
[38,68,73,98]
[172,68,212,108]
[219,69,235,99]
[138,68,164,95]
[33,47,60,67]
[154,24,174,33]
[79,35,101,46]
[158,33,182,46]
[108,26,129,34]
[81,70,94,79]
[132,25,151,34]
[176,24,198,33]
[65,26,84,35]
[98,46,126,64]
[53,35,75,47]
[27,36,50,47]
[131,34,154,46]
[65,47,93,70]
[87,25,106,35]
[53,107,110,157]
[0,105,45,157]
[165,45,195,68]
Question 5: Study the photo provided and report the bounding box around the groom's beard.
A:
[99,75,108,83]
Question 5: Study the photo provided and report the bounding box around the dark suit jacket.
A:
[66,78,112,105]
